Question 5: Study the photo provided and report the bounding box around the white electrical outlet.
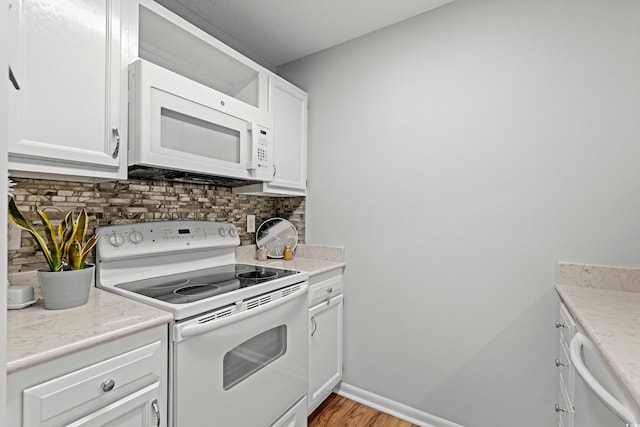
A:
[8,221,22,250]
[247,215,256,233]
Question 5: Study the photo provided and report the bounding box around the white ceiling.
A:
[163,0,455,68]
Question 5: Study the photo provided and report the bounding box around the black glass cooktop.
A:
[116,264,300,304]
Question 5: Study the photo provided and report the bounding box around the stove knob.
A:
[228,228,237,238]
[129,231,144,244]
[108,233,125,247]
[218,227,227,237]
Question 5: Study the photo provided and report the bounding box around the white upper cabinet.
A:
[234,74,308,196]
[128,0,270,123]
[7,0,127,180]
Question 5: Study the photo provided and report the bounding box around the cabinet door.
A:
[270,75,307,194]
[232,74,307,196]
[308,294,343,413]
[8,0,126,180]
[68,382,161,427]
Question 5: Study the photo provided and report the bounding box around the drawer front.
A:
[558,303,576,344]
[309,275,342,307]
[271,396,307,427]
[23,340,162,426]
[557,338,574,397]
[557,375,574,427]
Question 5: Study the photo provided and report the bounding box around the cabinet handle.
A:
[555,321,567,329]
[273,164,277,178]
[326,288,333,305]
[101,379,116,392]
[152,399,161,427]
[555,359,567,367]
[111,128,120,159]
[554,403,567,413]
[311,316,317,336]
[8,66,20,90]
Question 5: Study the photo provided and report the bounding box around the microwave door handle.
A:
[569,332,638,424]
[246,122,258,171]
[176,283,308,341]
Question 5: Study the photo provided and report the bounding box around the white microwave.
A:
[128,60,274,184]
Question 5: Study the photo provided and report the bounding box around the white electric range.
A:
[96,220,309,427]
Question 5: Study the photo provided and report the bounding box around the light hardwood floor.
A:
[308,393,420,427]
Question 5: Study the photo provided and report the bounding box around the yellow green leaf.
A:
[8,198,59,271]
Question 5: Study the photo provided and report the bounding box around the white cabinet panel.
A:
[556,302,575,426]
[7,326,167,427]
[8,0,127,180]
[235,74,307,196]
[270,76,307,192]
[129,0,270,115]
[308,294,343,413]
[23,341,162,426]
[67,383,160,427]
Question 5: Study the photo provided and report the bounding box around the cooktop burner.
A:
[115,264,299,304]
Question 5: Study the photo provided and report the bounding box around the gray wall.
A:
[279,0,640,425]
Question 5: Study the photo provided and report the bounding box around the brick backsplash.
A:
[8,178,305,271]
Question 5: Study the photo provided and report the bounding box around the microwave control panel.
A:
[253,125,273,176]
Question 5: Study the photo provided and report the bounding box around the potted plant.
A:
[8,197,99,309]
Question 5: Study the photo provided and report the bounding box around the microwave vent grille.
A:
[128,165,263,187]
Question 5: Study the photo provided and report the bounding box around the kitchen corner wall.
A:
[8,178,305,271]
[279,0,640,426]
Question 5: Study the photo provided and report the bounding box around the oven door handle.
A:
[569,332,639,424]
[176,283,308,341]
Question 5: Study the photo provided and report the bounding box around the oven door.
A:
[171,283,308,427]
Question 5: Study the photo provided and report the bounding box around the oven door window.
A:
[223,325,287,390]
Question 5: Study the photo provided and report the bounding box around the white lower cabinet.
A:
[307,271,344,413]
[555,302,576,427]
[65,382,160,427]
[8,326,168,427]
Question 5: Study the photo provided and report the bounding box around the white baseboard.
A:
[335,382,464,427]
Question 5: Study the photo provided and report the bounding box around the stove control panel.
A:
[162,226,206,241]
[96,221,240,261]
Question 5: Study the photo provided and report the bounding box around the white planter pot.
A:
[38,264,95,310]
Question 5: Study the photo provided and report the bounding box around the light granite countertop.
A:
[7,244,345,374]
[7,287,172,374]
[235,243,346,277]
[556,262,640,408]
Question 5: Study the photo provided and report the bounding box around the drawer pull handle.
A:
[152,399,161,427]
[555,359,567,367]
[554,404,567,413]
[555,321,567,329]
[101,379,116,392]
